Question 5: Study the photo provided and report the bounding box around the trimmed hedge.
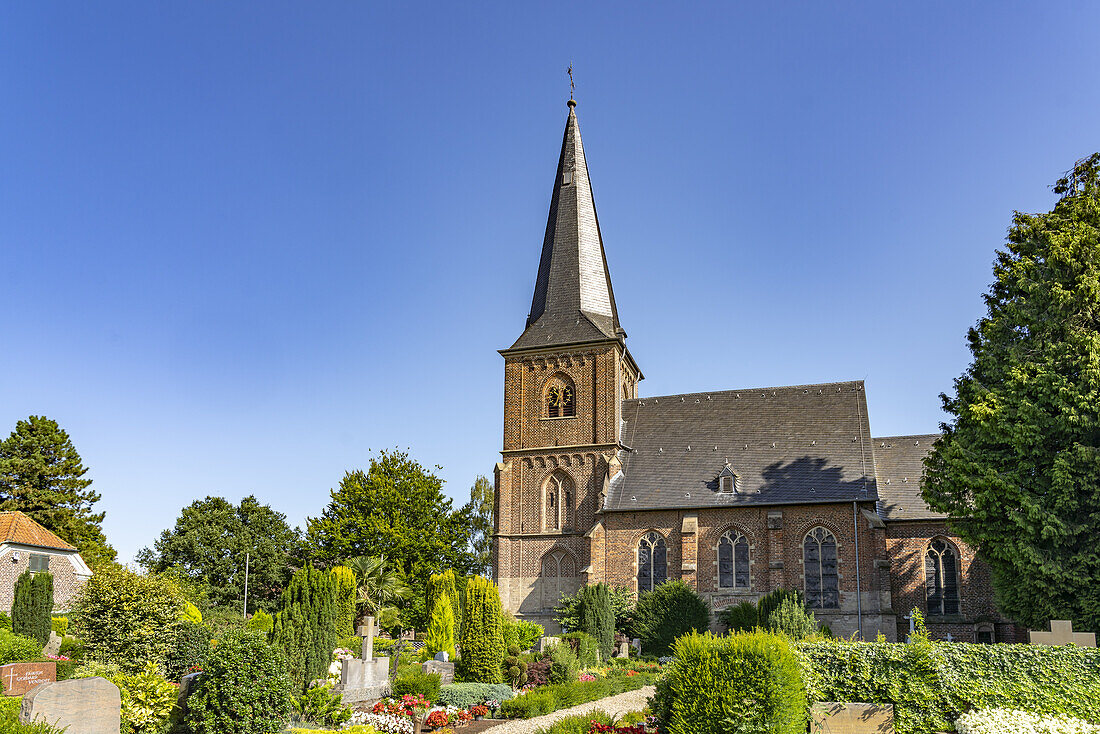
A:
[392,669,441,701]
[797,638,1100,734]
[186,631,293,734]
[437,682,514,709]
[0,629,42,667]
[653,631,806,734]
[500,671,656,719]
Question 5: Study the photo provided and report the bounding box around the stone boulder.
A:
[21,677,122,734]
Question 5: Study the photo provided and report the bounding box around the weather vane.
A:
[568,63,575,101]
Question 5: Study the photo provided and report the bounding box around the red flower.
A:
[424,710,449,727]
[471,705,489,716]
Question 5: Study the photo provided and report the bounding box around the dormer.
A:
[717,463,739,494]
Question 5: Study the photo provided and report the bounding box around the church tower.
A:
[494,99,642,627]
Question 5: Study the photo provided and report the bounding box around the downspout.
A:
[853,500,863,640]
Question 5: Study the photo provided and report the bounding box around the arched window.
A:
[803,527,839,609]
[546,376,576,418]
[926,538,960,616]
[541,549,576,610]
[637,531,667,593]
[718,531,750,589]
[543,471,574,531]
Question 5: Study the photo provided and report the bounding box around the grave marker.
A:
[1029,620,1096,647]
[1,663,55,696]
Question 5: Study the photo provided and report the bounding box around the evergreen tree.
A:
[272,566,338,691]
[578,583,614,661]
[458,576,504,684]
[12,570,52,647]
[331,566,357,637]
[0,416,115,567]
[424,594,456,661]
[923,153,1100,630]
[426,569,461,638]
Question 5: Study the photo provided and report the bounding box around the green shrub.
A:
[0,629,46,667]
[578,583,615,661]
[71,565,187,672]
[757,588,803,628]
[336,634,362,657]
[58,637,84,661]
[424,589,457,661]
[186,630,293,734]
[554,585,635,634]
[560,632,598,668]
[426,569,462,637]
[246,608,274,635]
[632,580,710,656]
[392,668,441,701]
[12,571,52,647]
[436,682,514,709]
[201,606,247,636]
[330,567,357,638]
[545,642,580,685]
[49,617,68,637]
[165,621,210,680]
[504,644,528,688]
[0,697,19,723]
[117,661,178,734]
[502,615,544,652]
[533,709,615,734]
[797,638,1100,734]
[653,631,806,734]
[718,601,759,633]
[500,672,653,719]
[0,613,10,632]
[271,566,339,692]
[457,576,504,684]
[293,684,352,729]
[766,596,818,640]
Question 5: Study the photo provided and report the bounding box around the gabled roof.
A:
[609,381,878,511]
[508,100,622,352]
[0,511,77,551]
[872,434,943,521]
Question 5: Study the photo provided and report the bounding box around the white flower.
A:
[956,709,1100,734]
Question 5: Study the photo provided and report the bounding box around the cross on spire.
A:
[568,63,575,101]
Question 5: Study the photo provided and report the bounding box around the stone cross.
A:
[1029,620,1096,647]
[357,616,376,661]
[945,633,954,642]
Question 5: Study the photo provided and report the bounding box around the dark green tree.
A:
[0,416,116,568]
[271,566,338,692]
[12,570,52,646]
[923,153,1100,630]
[137,495,302,612]
[306,450,476,628]
[457,575,504,684]
[578,582,615,661]
[632,580,710,656]
[462,475,494,578]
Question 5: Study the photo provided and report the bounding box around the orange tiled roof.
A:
[0,511,76,551]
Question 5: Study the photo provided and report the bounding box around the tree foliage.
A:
[12,570,52,646]
[137,495,302,613]
[424,592,456,661]
[632,580,710,657]
[0,416,116,568]
[554,584,635,633]
[426,569,461,638]
[306,450,476,627]
[346,555,409,633]
[271,566,339,692]
[578,583,615,661]
[458,575,504,684]
[462,475,494,578]
[923,153,1100,630]
[331,566,357,637]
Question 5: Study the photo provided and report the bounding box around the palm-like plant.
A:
[346,555,410,629]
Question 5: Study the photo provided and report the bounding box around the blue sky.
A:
[2,2,1098,565]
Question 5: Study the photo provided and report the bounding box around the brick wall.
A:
[0,545,91,613]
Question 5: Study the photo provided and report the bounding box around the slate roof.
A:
[508,101,622,352]
[0,511,77,551]
[872,434,943,520]
[609,381,878,511]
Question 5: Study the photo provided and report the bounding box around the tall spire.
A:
[508,99,623,351]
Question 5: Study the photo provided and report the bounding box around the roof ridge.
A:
[873,433,941,441]
[628,380,865,403]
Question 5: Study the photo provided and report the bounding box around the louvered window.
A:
[926,538,960,616]
[29,554,49,572]
[718,531,750,589]
[803,528,839,609]
[547,383,575,418]
[638,532,667,593]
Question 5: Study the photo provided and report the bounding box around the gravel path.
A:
[485,686,655,734]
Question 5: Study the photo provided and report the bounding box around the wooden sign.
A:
[1,662,56,696]
[811,702,894,734]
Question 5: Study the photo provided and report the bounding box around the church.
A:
[491,98,1022,643]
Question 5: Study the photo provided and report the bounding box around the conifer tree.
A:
[426,569,461,639]
[272,566,338,691]
[424,594,456,661]
[924,153,1100,630]
[331,566,357,637]
[578,582,614,661]
[12,570,52,647]
[458,576,504,683]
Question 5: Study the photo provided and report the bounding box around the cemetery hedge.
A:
[391,669,441,700]
[436,682,514,709]
[796,638,1100,734]
[0,629,43,666]
[186,630,293,734]
[499,670,656,719]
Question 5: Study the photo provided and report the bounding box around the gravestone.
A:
[614,639,630,658]
[811,703,894,734]
[433,651,449,662]
[421,659,455,685]
[1029,620,1096,647]
[43,632,62,659]
[333,615,390,704]
[539,636,560,652]
[1,663,55,696]
[21,677,121,734]
[630,638,642,656]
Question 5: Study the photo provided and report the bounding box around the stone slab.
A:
[422,660,454,685]
[811,703,894,734]
[1,662,55,696]
[43,632,62,658]
[21,677,121,734]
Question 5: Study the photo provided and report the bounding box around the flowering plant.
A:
[485,699,501,710]
[955,709,1100,734]
[424,710,450,728]
[471,705,489,717]
[44,654,70,661]
[588,723,644,734]
[579,672,596,682]
[348,710,415,733]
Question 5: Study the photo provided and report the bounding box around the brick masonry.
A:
[0,545,91,613]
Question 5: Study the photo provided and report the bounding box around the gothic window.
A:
[803,527,839,609]
[543,471,574,531]
[926,538,961,616]
[718,531,750,589]
[637,531,667,593]
[541,549,575,610]
[546,375,576,418]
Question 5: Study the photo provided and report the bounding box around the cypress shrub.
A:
[330,566,357,637]
[272,566,339,691]
[653,631,806,734]
[427,569,462,639]
[12,570,52,647]
[246,609,274,635]
[757,588,804,627]
[458,575,504,684]
[578,583,614,661]
[632,580,710,656]
[425,592,457,661]
[718,601,759,633]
